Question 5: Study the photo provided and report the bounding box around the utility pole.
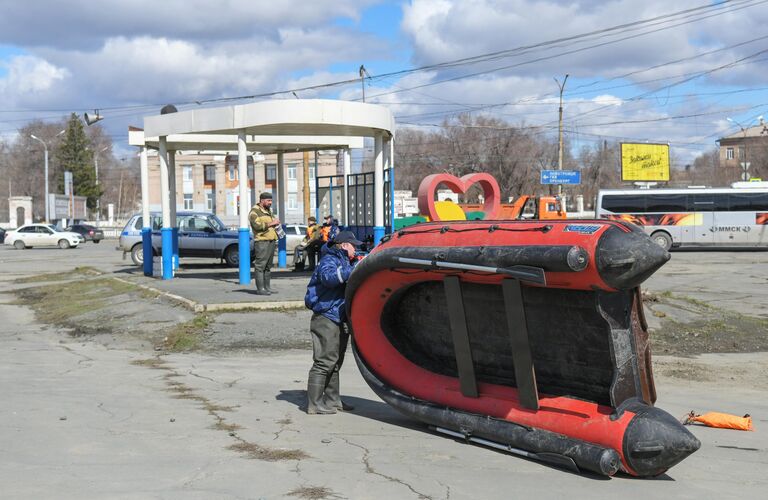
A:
[359,65,367,102]
[303,150,311,221]
[30,131,64,223]
[554,74,569,196]
[727,115,763,181]
[93,146,108,226]
[117,170,124,221]
[94,155,100,225]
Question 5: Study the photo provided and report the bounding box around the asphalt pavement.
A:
[0,241,766,499]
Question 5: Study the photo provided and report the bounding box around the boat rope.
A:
[394,224,553,239]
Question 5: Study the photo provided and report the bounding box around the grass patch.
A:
[130,358,169,369]
[675,295,712,309]
[163,314,213,351]
[652,313,768,356]
[14,266,100,284]
[212,420,243,432]
[202,401,237,413]
[655,359,713,382]
[288,486,336,500]
[647,289,768,356]
[228,441,309,461]
[16,277,141,330]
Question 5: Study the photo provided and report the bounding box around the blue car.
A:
[119,212,252,267]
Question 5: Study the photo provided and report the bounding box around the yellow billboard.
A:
[620,143,670,181]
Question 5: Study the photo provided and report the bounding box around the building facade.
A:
[717,122,768,181]
[146,150,341,224]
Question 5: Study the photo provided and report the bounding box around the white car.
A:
[5,224,84,249]
[283,224,308,254]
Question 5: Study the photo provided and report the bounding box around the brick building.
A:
[717,122,768,180]
[145,150,341,224]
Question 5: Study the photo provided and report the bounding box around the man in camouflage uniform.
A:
[248,192,280,295]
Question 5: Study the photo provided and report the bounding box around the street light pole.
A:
[554,74,569,196]
[30,130,64,223]
[93,146,108,227]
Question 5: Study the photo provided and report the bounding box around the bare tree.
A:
[394,114,565,202]
[2,117,121,223]
[99,154,140,220]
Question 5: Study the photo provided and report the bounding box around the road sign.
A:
[540,170,581,185]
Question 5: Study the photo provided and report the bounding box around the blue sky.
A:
[0,45,26,77]
[1,0,767,163]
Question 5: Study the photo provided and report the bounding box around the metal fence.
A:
[316,169,392,242]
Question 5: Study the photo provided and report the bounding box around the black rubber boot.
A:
[324,371,354,411]
[307,375,336,415]
[264,270,277,294]
[254,272,270,295]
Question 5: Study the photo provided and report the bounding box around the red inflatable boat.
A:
[347,219,700,477]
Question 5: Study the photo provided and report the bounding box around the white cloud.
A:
[400,0,768,84]
[0,55,68,97]
[0,1,379,49]
[0,0,765,164]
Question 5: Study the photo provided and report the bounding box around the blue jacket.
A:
[304,245,356,323]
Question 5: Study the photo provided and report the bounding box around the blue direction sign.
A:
[540,170,581,185]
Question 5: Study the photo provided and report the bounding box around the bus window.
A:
[729,192,768,211]
[601,194,646,213]
[645,194,688,212]
[691,193,728,211]
[520,198,538,219]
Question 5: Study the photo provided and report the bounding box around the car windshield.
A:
[47,224,58,231]
[207,216,225,232]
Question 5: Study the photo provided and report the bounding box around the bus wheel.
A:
[651,231,672,251]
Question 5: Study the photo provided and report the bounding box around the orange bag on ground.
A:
[683,411,753,431]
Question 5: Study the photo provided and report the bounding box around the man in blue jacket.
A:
[304,230,362,415]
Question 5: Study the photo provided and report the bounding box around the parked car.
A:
[4,224,84,249]
[66,224,104,243]
[119,212,252,267]
[283,224,308,254]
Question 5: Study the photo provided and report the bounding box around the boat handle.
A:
[396,257,546,285]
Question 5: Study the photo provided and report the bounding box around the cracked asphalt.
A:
[1,243,767,499]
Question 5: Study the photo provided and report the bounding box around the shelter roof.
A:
[142,99,394,140]
[128,129,363,153]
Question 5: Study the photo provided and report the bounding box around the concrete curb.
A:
[112,276,305,313]
[200,301,305,313]
[112,277,199,311]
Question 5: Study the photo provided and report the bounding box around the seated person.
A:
[294,216,322,271]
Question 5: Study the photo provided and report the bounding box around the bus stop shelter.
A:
[136,99,395,284]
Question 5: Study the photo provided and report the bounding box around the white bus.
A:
[596,186,768,250]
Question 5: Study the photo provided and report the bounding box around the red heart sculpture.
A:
[417,172,501,221]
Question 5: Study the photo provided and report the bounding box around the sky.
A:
[1,0,768,164]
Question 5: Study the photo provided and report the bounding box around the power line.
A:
[1,0,759,118]
[365,0,768,102]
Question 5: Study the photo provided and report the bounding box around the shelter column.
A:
[140,146,152,276]
[237,131,251,285]
[158,137,173,279]
[343,148,351,226]
[168,150,179,270]
[389,137,395,230]
[276,152,287,268]
[373,133,385,245]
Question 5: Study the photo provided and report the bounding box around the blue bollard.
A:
[172,227,179,270]
[161,227,174,280]
[142,227,153,277]
[238,228,251,285]
[278,235,286,268]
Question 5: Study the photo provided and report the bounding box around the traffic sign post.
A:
[540,170,581,185]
